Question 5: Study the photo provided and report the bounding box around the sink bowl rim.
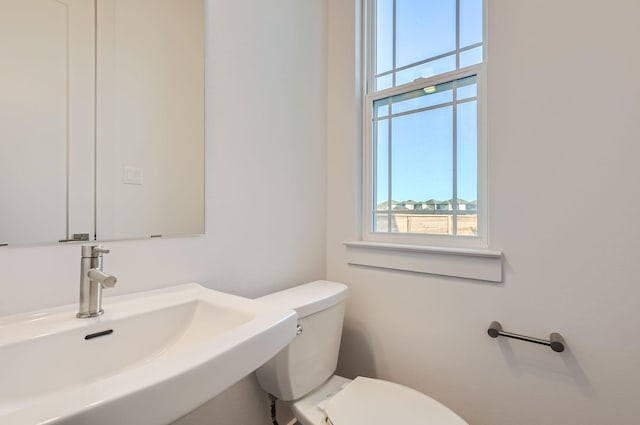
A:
[0,283,297,425]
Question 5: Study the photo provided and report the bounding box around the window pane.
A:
[395,54,456,86]
[369,2,483,238]
[396,0,456,68]
[460,0,483,48]
[376,0,394,75]
[375,118,390,209]
[456,75,477,100]
[374,118,390,232]
[376,74,393,91]
[371,75,478,235]
[374,98,390,118]
[457,100,478,236]
[390,106,453,234]
[459,46,483,68]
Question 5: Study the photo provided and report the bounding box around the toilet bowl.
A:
[255,280,468,425]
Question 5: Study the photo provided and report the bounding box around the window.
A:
[364,0,486,247]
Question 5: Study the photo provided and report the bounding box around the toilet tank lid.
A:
[256,280,348,318]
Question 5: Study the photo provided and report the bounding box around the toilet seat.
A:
[324,377,468,425]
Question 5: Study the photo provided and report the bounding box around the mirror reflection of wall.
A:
[0,0,94,245]
[0,0,204,246]
[96,0,204,240]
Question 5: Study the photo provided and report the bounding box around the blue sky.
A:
[374,0,482,203]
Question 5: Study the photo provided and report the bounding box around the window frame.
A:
[361,0,488,249]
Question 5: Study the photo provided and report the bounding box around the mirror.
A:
[0,0,204,245]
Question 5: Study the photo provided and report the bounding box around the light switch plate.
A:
[123,166,144,185]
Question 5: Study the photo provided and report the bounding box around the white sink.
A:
[0,283,297,425]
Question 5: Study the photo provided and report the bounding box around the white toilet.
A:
[255,280,468,425]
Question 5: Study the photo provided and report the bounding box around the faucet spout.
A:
[88,268,117,288]
[77,244,117,318]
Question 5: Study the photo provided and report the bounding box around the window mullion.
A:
[456,0,461,69]
[368,0,376,94]
[387,98,393,232]
[390,0,397,231]
[452,83,458,236]
[392,0,397,88]
[372,114,378,230]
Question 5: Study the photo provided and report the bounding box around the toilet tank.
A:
[255,280,348,401]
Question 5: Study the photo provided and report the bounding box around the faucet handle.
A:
[81,244,111,258]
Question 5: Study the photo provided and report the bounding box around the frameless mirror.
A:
[0,0,204,246]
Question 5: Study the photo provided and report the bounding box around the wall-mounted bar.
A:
[487,321,565,353]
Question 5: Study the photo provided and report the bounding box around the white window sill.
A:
[344,241,503,282]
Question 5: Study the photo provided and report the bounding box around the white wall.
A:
[0,0,327,423]
[327,1,640,425]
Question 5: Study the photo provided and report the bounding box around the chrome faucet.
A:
[77,244,117,318]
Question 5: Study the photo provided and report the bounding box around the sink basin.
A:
[0,283,297,425]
